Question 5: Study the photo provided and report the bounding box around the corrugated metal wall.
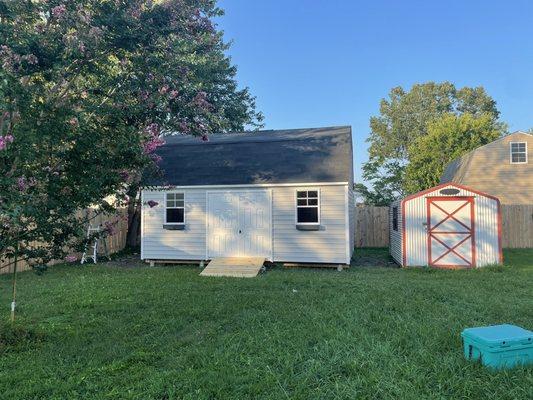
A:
[402,184,500,267]
[389,199,402,264]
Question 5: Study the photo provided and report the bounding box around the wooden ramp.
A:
[200,257,265,278]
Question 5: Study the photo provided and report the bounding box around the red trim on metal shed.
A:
[496,199,503,263]
[401,183,502,267]
[402,182,500,202]
[470,198,476,267]
[426,196,475,268]
[401,199,407,266]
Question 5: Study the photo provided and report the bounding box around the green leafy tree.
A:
[404,113,504,193]
[363,82,503,204]
[0,0,262,322]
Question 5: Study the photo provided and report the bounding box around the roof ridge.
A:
[206,125,351,136]
[162,126,351,147]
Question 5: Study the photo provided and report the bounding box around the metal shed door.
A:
[427,197,475,268]
[207,191,271,259]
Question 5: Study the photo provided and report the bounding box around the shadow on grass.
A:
[0,323,45,351]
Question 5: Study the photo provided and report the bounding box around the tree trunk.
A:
[126,190,142,248]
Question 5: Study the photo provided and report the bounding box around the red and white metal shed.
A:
[389,183,502,268]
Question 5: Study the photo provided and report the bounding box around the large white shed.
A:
[141,126,355,266]
[389,183,502,268]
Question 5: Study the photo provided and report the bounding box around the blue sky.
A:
[216,0,533,183]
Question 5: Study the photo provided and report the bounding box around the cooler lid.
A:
[461,324,533,347]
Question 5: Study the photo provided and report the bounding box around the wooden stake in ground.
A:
[11,245,18,323]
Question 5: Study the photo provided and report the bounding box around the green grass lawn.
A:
[1,249,532,400]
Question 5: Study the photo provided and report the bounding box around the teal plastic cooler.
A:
[461,324,533,369]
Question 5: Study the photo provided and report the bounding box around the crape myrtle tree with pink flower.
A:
[0,0,262,322]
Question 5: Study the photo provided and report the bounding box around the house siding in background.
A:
[440,131,533,204]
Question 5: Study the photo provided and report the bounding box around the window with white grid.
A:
[165,193,184,223]
[510,142,527,164]
[296,190,320,224]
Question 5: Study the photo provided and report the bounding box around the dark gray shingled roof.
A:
[147,126,353,186]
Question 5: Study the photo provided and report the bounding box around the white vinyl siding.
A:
[272,185,347,264]
[348,186,355,260]
[141,184,349,264]
[142,189,207,260]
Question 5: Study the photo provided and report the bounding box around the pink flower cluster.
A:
[157,85,179,100]
[177,121,190,134]
[130,8,141,19]
[0,134,14,150]
[22,54,38,65]
[65,255,77,263]
[88,26,104,41]
[0,46,38,72]
[51,4,67,20]
[77,7,92,25]
[103,220,118,236]
[143,123,164,155]
[119,170,130,182]
[149,153,162,163]
[16,176,36,191]
[143,137,164,153]
[0,45,19,72]
[35,23,46,34]
[146,123,159,136]
[192,91,211,110]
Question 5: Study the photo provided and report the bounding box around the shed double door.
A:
[427,197,475,268]
[207,191,272,259]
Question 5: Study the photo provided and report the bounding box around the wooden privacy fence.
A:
[355,206,390,248]
[355,204,533,249]
[501,205,533,248]
[0,208,128,275]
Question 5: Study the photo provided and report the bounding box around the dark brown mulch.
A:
[351,253,399,268]
[106,253,146,268]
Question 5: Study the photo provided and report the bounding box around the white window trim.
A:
[295,188,321,225]
[510,141,528,164]
[164,192,185,224]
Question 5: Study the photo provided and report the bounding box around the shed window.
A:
[510,142,527,164]
[166,193,184,224]
[296,190,319,224]
[392,206,398,231]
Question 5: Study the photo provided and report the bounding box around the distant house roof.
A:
[146,126,353,186]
